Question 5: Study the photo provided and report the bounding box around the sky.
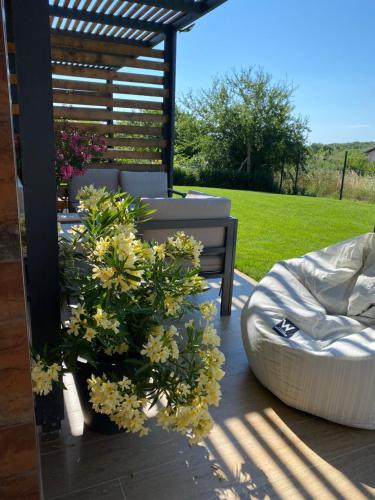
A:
[174,0,375,144]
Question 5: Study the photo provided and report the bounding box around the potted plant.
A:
[32,187,225,444]
[55,128,107,183]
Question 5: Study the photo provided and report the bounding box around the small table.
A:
[57,212,81,224]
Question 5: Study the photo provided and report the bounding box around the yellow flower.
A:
[93,308,104,324]
[141,325,178,363]
[111,233,137,263]
[93,308,120,333]
[88,375,149,436]
[93,237,111,260]
[92,266,115,288]
[83,327,96,342]
[164,294,183,317]
[31,359,61,396]
[199,302,217,321]
[153,243,166,260]
[202,323,220,347]
[166,232,203,267]
[67,318,80,336]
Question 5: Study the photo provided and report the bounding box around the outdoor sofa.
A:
[69,169,237,316]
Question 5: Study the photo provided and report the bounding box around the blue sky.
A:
[175,0,375,144]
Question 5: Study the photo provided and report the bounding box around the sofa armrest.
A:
[168,188,187,198]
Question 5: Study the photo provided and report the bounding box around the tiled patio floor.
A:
[40,271,375,499]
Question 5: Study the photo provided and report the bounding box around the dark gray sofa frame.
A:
[139,216,238,317]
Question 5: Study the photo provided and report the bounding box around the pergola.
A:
[4,0,226,431]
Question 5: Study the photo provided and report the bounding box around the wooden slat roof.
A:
[48,0,226,47]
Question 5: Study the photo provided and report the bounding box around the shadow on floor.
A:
[41,272,375,500]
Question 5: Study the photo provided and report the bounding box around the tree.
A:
[175,67,310,190]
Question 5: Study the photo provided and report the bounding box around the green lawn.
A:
[176,186,375,281]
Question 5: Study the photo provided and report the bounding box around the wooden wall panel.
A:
[0,2,41,498]
[10,32,171,172]
[49,33,169,171]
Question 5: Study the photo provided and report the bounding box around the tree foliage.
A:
[175,67,310,189]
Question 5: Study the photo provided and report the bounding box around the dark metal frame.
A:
[139,217,238,316]
[10,0,64,430]
[150,0,226,46]
[49,5,171,34]
[163,30,177,192]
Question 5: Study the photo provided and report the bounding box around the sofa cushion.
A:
[69,168,119,210]
[141,195,231,220]
[120,171,168,198]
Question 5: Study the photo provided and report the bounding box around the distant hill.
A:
[308,141,375,172]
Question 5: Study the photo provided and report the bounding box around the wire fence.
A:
[278,167,375,203]
[277,151,375,203]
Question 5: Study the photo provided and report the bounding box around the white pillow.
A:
[120,171,168,198]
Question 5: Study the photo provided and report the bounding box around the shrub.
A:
[174,165,277,192]
[32,188,225,444]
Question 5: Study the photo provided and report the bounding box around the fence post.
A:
[339,151,348,200]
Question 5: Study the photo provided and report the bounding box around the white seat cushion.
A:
[120,171,168,198]
[69,169,119,210]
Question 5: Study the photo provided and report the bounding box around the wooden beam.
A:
[49,26,153,48]
[53,106,167,123]
[53,91,163,111]
[54,121,164,136]
[51,47,169,71]
[51,64,164,85]
[105,137,167,148]
[52,78,169,97]
[50,31,164,59]
[103,150,162,160]
[89,163,166,171]
[49,5,171,34]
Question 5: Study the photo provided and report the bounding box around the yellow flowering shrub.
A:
[31,356,62,396]
[32,187,225,444]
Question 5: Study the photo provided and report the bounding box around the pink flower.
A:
[60,163,74,181]
[73,167,87,177]
[56,129,107,183]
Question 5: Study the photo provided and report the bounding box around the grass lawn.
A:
[176,186,375,281]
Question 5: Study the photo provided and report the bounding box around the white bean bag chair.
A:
[241,233,375,429]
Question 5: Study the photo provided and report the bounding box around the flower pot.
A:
[73,358,126,435]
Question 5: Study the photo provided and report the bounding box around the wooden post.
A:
[339,151,348,200]
[12,0,64,431]
[0,3,42,495]
[163,29,177,193]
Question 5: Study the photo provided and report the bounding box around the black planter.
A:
[73,358,126,435]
